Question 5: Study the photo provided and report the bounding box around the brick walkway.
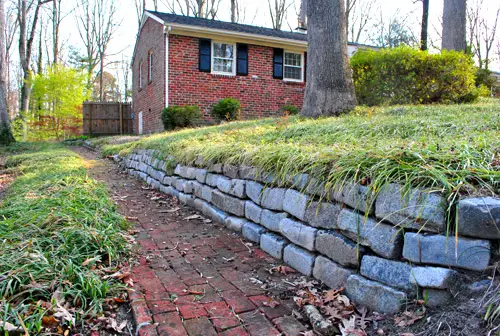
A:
[73,147,311,336]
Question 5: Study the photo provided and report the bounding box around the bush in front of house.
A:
[161,105,201,130]
[211,98,241,121]
[281,104,300,115]
[350,46,477,105]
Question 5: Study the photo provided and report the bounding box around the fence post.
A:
[119,103,124,135]
[88,103,92,137]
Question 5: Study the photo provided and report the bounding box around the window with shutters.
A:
[148,51,153,83]
[211,42,235,75]
[283,51,303,82]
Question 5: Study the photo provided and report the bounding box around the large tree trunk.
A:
[301,0,356,118]
[442,0,467,51]
[420,0,429,50]
[0,0,14,144]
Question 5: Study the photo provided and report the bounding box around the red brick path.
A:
[73,147,310,336]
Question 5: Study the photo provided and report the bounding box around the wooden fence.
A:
[83,102,133,136]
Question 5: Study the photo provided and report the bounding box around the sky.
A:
[58,0,500,89]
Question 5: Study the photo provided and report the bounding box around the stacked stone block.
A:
[117,149,499,314]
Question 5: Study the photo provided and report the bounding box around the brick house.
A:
[132,10,366,134]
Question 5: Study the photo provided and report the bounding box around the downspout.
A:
[165,25,171,109]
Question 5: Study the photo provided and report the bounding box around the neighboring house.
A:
[132,10,369,134]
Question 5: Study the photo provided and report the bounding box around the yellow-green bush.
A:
[351,47,477,105]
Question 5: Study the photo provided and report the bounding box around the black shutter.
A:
[273,48,284,79]
[199,39,211,72]
[236,43,248,76]
[304,52,307,82]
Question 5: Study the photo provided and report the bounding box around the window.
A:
[148,51,153,82]
[139,61,143,89]
[212,42,235,75]
[284,52,303,81]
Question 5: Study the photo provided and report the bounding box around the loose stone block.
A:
[402,233,491,271]
[279,218,318,251]
[246,181,264,205]
[260,210,288,232]
[211,190,246,217]
[457,197,500,239]
[245,201,262,224]
[217,178,246,198]
[375,183,446,233]
[304,201,341,229]
[200,185,214,203]
[337,209,403,259]
[283,189,309,221]
[410,267,458,289]
[242,222,266,243]
[223,164,239,179]
[224,216,247,232]
[313,256,352,289]
[345,275,407,314]
[195,169,208,184]
[260,233,288,259]
[315,231,363,267]
[360,256,414,291]
[283,244,316,276]
[203,203,228,224]
[423,289,452,308]
[261,188,286,211]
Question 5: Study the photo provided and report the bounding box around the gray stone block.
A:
[287,173,310,190]
[178,193,196,207]
[305,177,327,198]
[304,201,341,229]
[160,185,174,196]
[457,197,500,239]
[183,180,199,194]
[239,165,259,180]
[193,198,207,212]
[337,209,403,259]
[245,201,262,224]
[402,233,491,271]
[261,210,288,232]
[346,275,407,314]
[200,185,214,203]
[260,233,288,259]
[283,244,316,276]
[423,289,451,308]
[211,190,246,217]
[331,182,374,214]
[313,256,352,289]
[280,218,317,251]
[195,168,208,184]
[138,162,148,173]
[205,173,220,187]
[242,222,266,243]
[162,175,172,186]
[283,189,309,220]
[261,188,286,211]
[203,203,228,224]
[246,181,264,205]
[191,181,203,198]
[150,179,161,190]
[410,267,458,289]
[223,164,239,179]
[138,172,148,181]
[207,162,223,173]
[224,216,247,232]
[375,183,446,233]
[360,256,414,291]
[315,231,363,267]
[172,178,187,192]
[217,178,246,198]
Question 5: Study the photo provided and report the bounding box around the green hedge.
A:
[351,47,477,105]
[211,98,241,121]
[162,105,201,130]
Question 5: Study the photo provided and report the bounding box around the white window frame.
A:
[211,41,236,76]
[139,61,143,89]
[283,51,304,82]
[148,51,153,82]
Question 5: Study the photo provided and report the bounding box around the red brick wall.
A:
[132,18,166,134]
[168,35,305,122]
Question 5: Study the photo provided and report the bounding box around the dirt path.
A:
[71,146,311,336]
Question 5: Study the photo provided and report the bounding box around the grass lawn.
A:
[98,100,499,206]
[0,143,131,334]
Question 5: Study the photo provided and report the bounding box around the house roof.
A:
[147,11,309,42]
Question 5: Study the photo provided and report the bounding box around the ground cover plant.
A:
[98,100,499,229]
[0,143,132,334]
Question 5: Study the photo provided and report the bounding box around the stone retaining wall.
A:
[115,148,499,314]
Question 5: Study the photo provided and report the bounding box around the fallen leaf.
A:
[262,299,280,308]
[54,305,75,325]
[323,288,343,303]
[82,256,101,266]
[42,315,59,326]
[0,322,21,332]
[270,265,296,275]
[183,214,203,220]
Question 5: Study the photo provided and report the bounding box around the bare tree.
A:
[230,0,237,22]
[369,9,419,48]
[51,0,62,63]
[467,0,499,69]
[301,0,356,117]
[4,1,19,118]
[268,0,292,30]
[0,0,14,144]
[348,0,377,43]
[442,0,467,51]
[345,0,356,41]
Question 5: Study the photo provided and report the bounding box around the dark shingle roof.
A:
[147,11,308,42]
